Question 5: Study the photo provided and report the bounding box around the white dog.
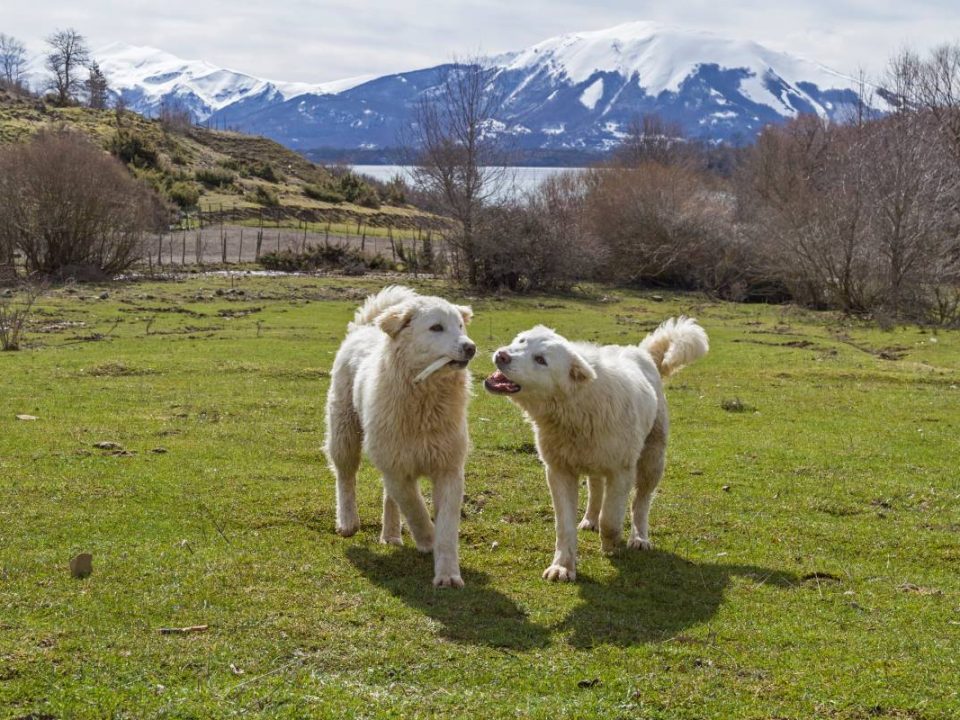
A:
[324,286,476,588]
[484,318,708,582]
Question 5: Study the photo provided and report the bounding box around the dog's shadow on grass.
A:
[559,549,798,647]
[346,545,550,650]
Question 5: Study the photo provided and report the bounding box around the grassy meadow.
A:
[0,275,957,719]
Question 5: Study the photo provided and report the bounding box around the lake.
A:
[350,165,577,194]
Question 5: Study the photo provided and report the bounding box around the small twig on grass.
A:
[159,624,209,635]
[199,501,232,545]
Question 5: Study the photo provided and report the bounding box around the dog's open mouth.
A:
[484,370,521,394]
[448,359,470,369]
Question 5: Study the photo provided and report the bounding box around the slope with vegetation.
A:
[0,86,438,232]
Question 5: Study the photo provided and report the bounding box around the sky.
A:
[5,0,960,84]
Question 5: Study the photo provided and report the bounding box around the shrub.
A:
[0,283,44,351]
[258,244,385,273]
[251,186,280,207]
[383,175,407,205]
[337,172,380,208]
[109,129,159,169]
[195,167,236,188]
[303,184,346,203]
[0,130,165,277]
[249,163,281,182]
[168,181,200,208]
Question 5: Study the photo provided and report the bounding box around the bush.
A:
[250,185,280,207]
[249,163,281,182]
[195,167,236,188]
[337,172,381,208]
[0,130,164,276]
[168,181,200,208]
[383,175,407,205]
[303,184,346,203]
[0,283,44,351]
[259,244,385,273]
[109,129,159,169]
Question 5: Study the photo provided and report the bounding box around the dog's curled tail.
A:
[641,316,709,378]
[349,285,418,331]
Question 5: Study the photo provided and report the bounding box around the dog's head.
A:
[377,297,476,378]
[485,325,596,398]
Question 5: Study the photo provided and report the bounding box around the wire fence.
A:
[143,220,443,267]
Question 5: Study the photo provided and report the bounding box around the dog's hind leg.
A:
[384,474,434,553]
[629,423,666,551]
[379,489,403,546]
[325,397,362,537]
[578,475,604,531]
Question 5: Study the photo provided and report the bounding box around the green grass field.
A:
[1,276,957,719]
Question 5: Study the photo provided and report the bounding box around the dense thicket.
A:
[0,130,165,277]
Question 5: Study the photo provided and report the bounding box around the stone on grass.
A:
[70,553,93,578]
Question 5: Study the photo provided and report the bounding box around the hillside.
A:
[0,87,439,231]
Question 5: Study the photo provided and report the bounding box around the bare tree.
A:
[0,33,28,90]
[45,28,90,106]
[407,58,511,285]
[0,283,46,351]
[0,130,165,277]
[613,114,686,167]
[86,61,109,109]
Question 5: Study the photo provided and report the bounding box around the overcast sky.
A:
[6,1,960,84]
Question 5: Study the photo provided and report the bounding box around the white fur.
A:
[485,318,708,581]
[325,286,476,588]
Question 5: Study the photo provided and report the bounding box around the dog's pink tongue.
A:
[485,370,520,393]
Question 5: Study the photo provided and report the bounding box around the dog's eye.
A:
[430,324,444,332]
[534,355,547,366]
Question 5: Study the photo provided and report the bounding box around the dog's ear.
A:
[569,351,597,384]
[457,305,473,325]
[377,303,414,338]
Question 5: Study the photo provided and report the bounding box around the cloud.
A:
[6,0,960,83]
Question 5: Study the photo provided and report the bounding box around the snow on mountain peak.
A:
[500,21,857,115]
[90,43,371,119]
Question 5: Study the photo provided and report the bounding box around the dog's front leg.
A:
[599,470,633,554]
[543,465,578,582]
[431,471,465,588]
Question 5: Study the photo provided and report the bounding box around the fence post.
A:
[220,203,226,264]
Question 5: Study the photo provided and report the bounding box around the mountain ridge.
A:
[25,22,881,152]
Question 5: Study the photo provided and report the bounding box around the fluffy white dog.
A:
[324,286,476,588]
[484,318,708,582]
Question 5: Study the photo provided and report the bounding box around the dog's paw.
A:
[542,564,576,582]
[379,534,403,546]
[577,517,598,532]
[336,520,360,537]
[627,537,653,551]
[433,573,464,589]
[415,538,434,554]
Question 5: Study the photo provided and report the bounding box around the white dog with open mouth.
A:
[324,286,476,588]
[484,318,708,581]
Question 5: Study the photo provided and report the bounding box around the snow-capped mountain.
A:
[27,42,372,122]
[27,23,878,152]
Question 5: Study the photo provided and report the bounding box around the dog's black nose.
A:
[463,342,477,359]
[495,349,511,365]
